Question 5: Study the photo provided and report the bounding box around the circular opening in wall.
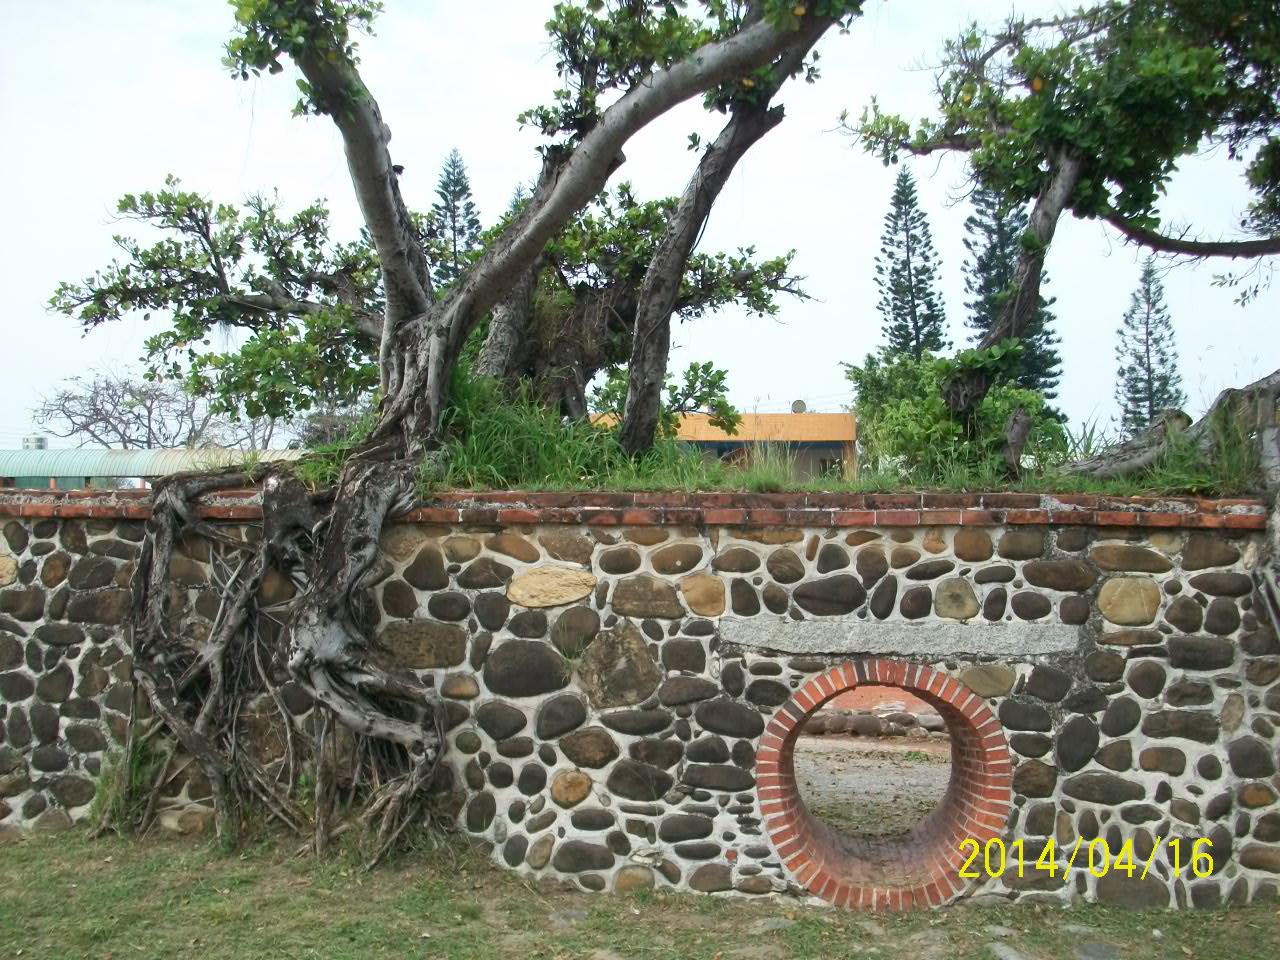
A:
[791,687,951,843]
[757,658,1012,911]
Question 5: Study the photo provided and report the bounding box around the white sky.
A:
[1,0,1275,448]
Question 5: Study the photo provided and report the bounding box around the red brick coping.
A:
[0,489,1267,530]
[756,659,1012,911]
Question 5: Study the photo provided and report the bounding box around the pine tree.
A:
[430,148,482,287]
[1114,258,1187,437]
[962,187,1063,403]
[874,168,948,360]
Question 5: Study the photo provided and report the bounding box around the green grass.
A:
[291,370,1266,499]
[0,830,1276,960]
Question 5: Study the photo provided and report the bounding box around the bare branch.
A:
[1100,207,1280,259]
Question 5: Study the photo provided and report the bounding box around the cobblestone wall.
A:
[1,491,1276,910]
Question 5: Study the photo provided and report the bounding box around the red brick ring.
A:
[756,658,1013,910]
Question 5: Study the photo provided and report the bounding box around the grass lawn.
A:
[0,829,1276,960]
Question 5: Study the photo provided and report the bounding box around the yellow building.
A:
[675,411,857,480]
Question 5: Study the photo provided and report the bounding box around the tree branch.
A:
[1100,207,1280,259]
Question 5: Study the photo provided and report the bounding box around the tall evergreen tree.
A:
[962,187,1063,402]
[874,168,948,360]
[431,148,482,287]
[1114,258,1187,437]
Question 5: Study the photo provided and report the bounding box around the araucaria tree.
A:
[429,149,482,288]
[962,186,1061,401]
[852,0,1279,413]
[874,168,947,360]
[1113,258,1186,437]
[52,0,863,860]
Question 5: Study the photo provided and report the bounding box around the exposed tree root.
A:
[113,458,445,862]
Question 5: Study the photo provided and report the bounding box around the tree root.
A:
[115,457,445,863]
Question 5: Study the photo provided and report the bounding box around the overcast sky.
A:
[1,0,1275,448]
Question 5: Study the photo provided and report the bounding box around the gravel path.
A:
[791,735,952,841]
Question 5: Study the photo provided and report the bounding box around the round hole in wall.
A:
[757,658,1012,910]
[790,687,951,844]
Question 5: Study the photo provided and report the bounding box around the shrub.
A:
[844,347,1066,480]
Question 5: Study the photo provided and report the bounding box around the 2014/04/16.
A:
[958,837,1214,879]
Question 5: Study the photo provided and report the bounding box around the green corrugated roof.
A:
[0,448,304,478]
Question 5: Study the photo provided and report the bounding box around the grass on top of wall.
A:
[289,374,1266,499]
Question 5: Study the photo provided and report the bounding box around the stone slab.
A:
[719,616,1077,657]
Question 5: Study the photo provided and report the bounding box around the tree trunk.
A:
[945,149,1082,415]
[618,47,817,455]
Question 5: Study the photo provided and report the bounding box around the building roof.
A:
[674,412,856,444]
[0,448,305,479]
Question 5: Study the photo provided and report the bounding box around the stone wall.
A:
[1,490,1277,910]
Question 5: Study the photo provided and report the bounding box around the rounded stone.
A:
[599,547,641,575]
[50,775,96,808]
[954,529,993,562]
[975,565,1016,584]
[1063,773,1145,805]
[711,548,759,574]
[1098,578,1161,626]
[612,575,683,618]
[853,548,889,589]
[1142,710,1220,743]
[1169,636,1235,671]
[605,759,674,801]
[474,592,511,630]
[695,698,764,738]
[999,699,1051,731]
[487,533,540,564]
[678,574,725,617]
[894,585,928,619]
[539,530,595,565]
[1187,572,1252,597]
[1013,759,1057,797]
[1101,697,1142,736]
[997,530,1044,560]
[1203,598,1240,636]
[442,535,482,563]
[1140,747,1186,775]
[658,676,719,706]
[466,792,496,832]
[1010,733,1051,757]
[745,679,789,707]
[39,553,71,589]
[890,546,920,568]
[689,863,733,893]
[483,640,568,697]
[0,672,35,703]
[1165,595,1203,633]
[404,546,448,590]
[662,639,706,673]
[651,543,704,576]
[766,549,805,584]
[629,738,684,769]
[1025,665,1071,701]
[1181,535,1240,571]
[1085,650,1124,682]
[728,579,759,617]
[1059,595,1089,625]
[1095,740,1132,771]
[906,559,955,581]
[376,621,466,668]
[427,591,471,622]
[560,727,619,768]
[381,579,419,620]
[960,664,1015,698]
[1226,737,1275,778]
[868,576,897,619]
[1023,559,1095,592]
[476,701,528,740]
[441,674,480,700]
[577,622,662,709]
[507,567,596,608]
[793,575,864,616]
[983,587,1007,621]
[1090,544,1173,573]
[761,583,788,614]
[1055,716,1099,772]
[551,769,593,807]
[1126,661,1166,699]
[553,839,614,872]
[508,610,548,638]
[935,578,979,620]
[1011,591,1051,621]
[815,544,849,574]
[614,865,655,893]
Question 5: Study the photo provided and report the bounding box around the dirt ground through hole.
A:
[791,735,952,841]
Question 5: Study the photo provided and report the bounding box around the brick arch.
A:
[756,658,1013,910]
